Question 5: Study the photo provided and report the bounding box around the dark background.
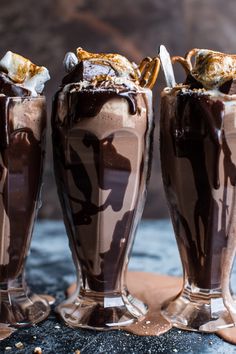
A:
[1,0,234,219]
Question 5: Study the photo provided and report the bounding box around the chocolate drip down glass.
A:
[0,96,50,331]
[52,88,153,329]
[160,90,236,332]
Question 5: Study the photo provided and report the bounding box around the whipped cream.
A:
[0,51,50,96]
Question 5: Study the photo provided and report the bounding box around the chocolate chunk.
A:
[184,74,204,89]
[219,79,236,94]
[62,60,117,85]
[0,72,31,97]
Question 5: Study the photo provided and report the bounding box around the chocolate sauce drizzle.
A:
[66,89,138,122]
[0,72,31,97]
[52,87,152,293]
[0,97,10,148]
[68,133,131,224]
[160,92,236,289]
[0,98,46,282]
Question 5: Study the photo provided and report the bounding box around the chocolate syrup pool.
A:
[66,272,236,342]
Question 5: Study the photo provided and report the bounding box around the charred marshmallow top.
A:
[191,49,236,89]
[166,49,236,96]
[60,47,160,93]
[62,47,141,92]
[0,51,50,97]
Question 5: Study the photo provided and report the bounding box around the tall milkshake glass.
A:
[0,51,50,336]
[160,48,236,332]
[52,48,159,329]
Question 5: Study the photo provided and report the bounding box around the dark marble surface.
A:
[1,220,236,353]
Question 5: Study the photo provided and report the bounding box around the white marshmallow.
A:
[0,51,50,96]
[63,52,79,73]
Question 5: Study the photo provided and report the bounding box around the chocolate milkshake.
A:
[0,51,50,332]
[160,48,236,332]
[52,48,159,329]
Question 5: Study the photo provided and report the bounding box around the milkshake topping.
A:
[172,48,236,93]
[62,47,159,90]
[0,51,50,97]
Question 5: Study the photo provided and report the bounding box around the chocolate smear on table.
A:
[67,272,182,336]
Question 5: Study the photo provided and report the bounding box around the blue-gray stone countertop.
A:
[1,220,236,354]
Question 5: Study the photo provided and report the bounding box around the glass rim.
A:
[161,87,236,103]
[0,95,46,102]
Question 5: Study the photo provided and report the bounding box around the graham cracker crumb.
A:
[15,342,24,349]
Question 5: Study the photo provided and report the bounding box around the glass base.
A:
[0,284,50,328]
[56,289,148,330]
[161,284,235,332]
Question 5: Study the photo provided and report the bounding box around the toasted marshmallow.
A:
[191,49,236,89]
[76,47,139,80]
[0,51,50,96]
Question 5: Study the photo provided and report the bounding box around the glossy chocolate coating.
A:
[185,74,236,94]
[0,72,31,97]
[62,60,118,85]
